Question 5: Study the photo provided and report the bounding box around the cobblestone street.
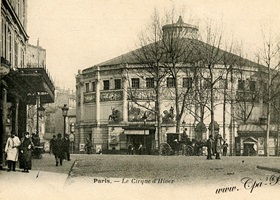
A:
[69,154,278,185]
[1,153,280,200]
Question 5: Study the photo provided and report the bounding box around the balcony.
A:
[3,66,55,104]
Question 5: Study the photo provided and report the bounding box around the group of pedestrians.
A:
[206,131,227,160]
[4,132,35,173]
[49,133,71,166]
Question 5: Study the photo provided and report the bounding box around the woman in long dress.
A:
[19,132,34,173]
[5,133,21,172]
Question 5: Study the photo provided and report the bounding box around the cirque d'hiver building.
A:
[75,16,279,156]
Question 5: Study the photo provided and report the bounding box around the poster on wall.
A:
[128,101,155,122]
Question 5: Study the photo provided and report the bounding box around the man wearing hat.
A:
[214,131,224,159]
[206,135,214,160]
[173,139,179,155]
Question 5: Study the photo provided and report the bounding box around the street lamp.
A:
[35,103,45,147]
[142,112,147,154]
[61,104,69,138]
[36,104,45,135]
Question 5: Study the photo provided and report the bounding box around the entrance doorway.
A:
[243,143,256,156]
[126,130,155,155]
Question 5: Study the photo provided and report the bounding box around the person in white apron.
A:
[5,133,21,172]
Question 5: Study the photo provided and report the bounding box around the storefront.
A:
[1,67,55,167]
[237,124,279,156]
[107,125,156,154]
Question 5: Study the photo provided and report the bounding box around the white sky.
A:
[27,0,280,90]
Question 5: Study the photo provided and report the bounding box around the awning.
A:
[238,124,278,133]
[243,137,258,144]
[124,130,149,135]
[4,67,55,104]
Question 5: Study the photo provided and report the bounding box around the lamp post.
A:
[142,112,147,155]
[61,104,69,138]
[36,103,45,147]
[36,104,45,136]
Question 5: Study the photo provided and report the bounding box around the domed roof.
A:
[162,16,198,31]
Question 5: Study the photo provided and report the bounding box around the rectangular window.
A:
[249,81,256,91]
[131,78,140,88]
[238,80,245,90]
[91,82,96,92]
[115,79,121,89]
[204,78,211,89]
[146,78,154,88]
[21,48,24,67]
[219,79,228,89]
[14,42,18,67]
[85,83,89,92]
[167,77,175,88]
[1,20,5,58]
[103,80,110,90]
[7,29,11,63]
[183,77,193,88]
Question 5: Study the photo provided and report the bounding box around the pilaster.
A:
[96,67,100,126]
[122,65,128,122]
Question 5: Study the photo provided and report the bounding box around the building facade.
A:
[0,0,55,168]
[75,17,279,156]
[44,88,76,151]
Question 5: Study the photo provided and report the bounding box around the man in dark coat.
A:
[222,141,228,156]
[49,135,56,154]
[206,135,214,160]
[19,132,34,172]
[63,134,71,161]
[214,132,224,159]
[173,139,179,155]
[53,134,64,166]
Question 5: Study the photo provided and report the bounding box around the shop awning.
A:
[124,130,149,135]
[4,67,55,104]
[243,137,258,143]
[238,124,278,134]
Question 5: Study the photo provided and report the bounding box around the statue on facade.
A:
[162,106,175,123]
[108,108,121,122]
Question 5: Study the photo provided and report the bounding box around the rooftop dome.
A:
[162,16,199,39]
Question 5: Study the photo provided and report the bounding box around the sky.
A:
[27,0,280,90]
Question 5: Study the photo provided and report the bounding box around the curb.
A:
[67,159,77,178]
[257,165,280,174]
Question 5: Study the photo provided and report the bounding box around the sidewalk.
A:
[0,154,77,200]
[0,169,69,199]
[256,158,280,173]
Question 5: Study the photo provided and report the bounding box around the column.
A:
[80,83,84,124]
[96,67,100,126]
[12,97,19,136]
[0,84,7,168]
[79,126,85,151]
[94,67,102,150]
[122,65,128,122]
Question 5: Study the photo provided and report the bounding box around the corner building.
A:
[0,0,55,168]
[76,17,278,156]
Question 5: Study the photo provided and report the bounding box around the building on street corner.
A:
[0,0,55,168]
[75,16,280,156]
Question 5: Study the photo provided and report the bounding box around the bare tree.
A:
[194,19,225,137]
[257,26,280,156]
[161,16,198,136]
[129,9,167,151]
